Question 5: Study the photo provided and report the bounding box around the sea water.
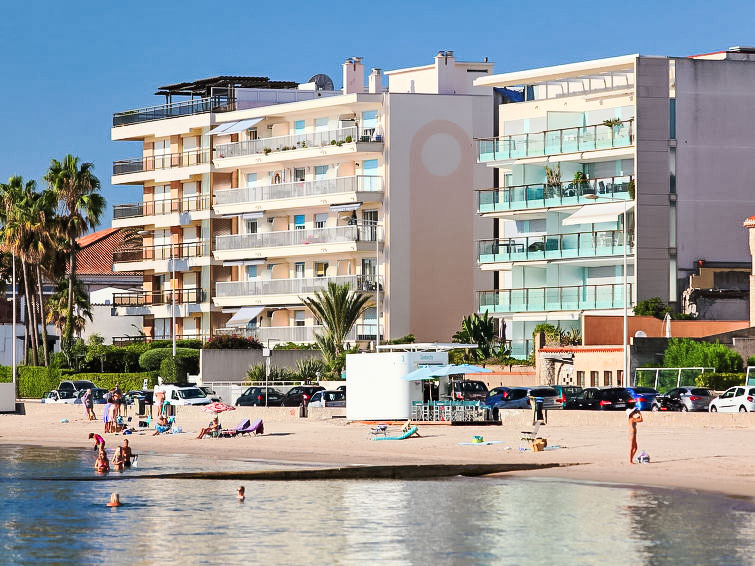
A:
[0,444,753,566]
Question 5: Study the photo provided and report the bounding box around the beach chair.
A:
[221,418,250,437]
[521,420,543,445]
[236,419,264,436]
[372,426,420,441]
[154,416,174,434]
[369,424,389,438]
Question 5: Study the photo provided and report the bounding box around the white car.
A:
[155,385,212,406]
[41,390,78,404]
[708,386,755,413]
[308,390,346,408]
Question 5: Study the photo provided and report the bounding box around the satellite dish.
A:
[309,74,335,91]
[634,330,647,338]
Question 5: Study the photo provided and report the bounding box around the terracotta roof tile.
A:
[69,228,140,276]
[539,347,624,353]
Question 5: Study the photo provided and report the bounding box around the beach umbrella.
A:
[403,367,440,381]
[430,364,493,376]
[202,402,236,415]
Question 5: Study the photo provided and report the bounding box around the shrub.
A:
[159,357,188,385]
[139,348,199,375]
[203,335,262,350]
[695,372,746,391]
[147,339,202,350]
[747,356,755,367]
[245,364,297,383]
[385,334,416,345]
[74,372,157,392]
[0,367,159,398]
[662,338,743,373]
[296,358,326,382]
[273,342,318,350]
[634,297,672,319]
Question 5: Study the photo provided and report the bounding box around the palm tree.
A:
[452,312,500,363]
[44,155,104,363]
[301,282,371,375]
[46,277,92,336]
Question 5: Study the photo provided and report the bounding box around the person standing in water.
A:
[237,486,245,502]
[627,407,643,464]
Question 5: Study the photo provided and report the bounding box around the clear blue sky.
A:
[0,0,750,229]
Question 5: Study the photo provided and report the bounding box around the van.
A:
[154,385,212,406]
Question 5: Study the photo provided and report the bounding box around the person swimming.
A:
[111,446,126,472]
[121,439,134,467]
[106,493,122,507]
[95,452,110,473]
[237,486,245,502]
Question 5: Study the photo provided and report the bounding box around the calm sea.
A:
[0,444,753,566]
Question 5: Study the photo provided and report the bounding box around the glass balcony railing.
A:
[478,230,632,264]
[113,241,209,263]
[214,224,380,252]
[113,95,235,127]
[215,126,376,160]
[477,283,633,313]
[112,288,205,307]
[113,195,211,220]
[478,175,633,213]
[477,119,634,162]
[113,149,210,176]
[505,339,533,359]
[214,175,383,208]
[215,275,381,298]
[215,325,358,343]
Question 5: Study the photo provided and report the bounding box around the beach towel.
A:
[371,426,420,441]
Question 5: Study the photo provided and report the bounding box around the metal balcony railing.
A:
[478,230,633,263]
[113,195,211,220]
[113,148,211,176]
[477,119,634,162]
[215,275,381,298]
[215,325,361,343]
[112,334,209,346]
[214,175,383,207]
[112,288,205,307]
[214,224,380,252]
[477,175,633,213]
[112,95,235,127]
[477,283,633,313]
[113,241,209,263]
[215,126,371,160]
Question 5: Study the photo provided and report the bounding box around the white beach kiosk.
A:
[345,343,476,421]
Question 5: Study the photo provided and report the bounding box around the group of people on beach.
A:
[89,433,135,473]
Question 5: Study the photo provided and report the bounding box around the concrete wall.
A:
[0,324,25,368]
[199,348,322,382]
[83,305,143,345]
[583,315,748,345]
[0,382,15,412]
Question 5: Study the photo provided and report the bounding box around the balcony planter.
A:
[627,179,635,200]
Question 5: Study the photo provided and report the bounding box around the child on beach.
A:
[89,432,106,451]
[627,407,643,464]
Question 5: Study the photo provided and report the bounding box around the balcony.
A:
[112,149,211,184]
[478,230,632,265]
[113,195,211,227]
[213,224,381,261]
[477,119,634,163]
[215,325,360,344]
[478,176,633,214]
[214,126,382,164]
[112,95,235,127]
[213,175,383,215]
[215,274,380,305]
[113,287,205,307]
[113,241,210,272]
[477,283,633,314]
[112,334,209,346]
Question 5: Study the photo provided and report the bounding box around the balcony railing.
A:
[215,126,375,160]
[112,288,205,307]
[214,175,383,207]
[477,283,633,313]
[113,148,210,176]
[478,175,633,213]
[113,241,209,263]
[113,195,211,220]
[112,334,209,346]
[478,230,632,264]
[113,95,235,127]
[215,275,381,298]
[477,119,634,162]
[214,224,380,252]
[215,325,358,343]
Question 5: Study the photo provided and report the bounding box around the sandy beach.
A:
[2,402,754,499]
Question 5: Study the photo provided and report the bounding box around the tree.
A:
[85,333,107,372]
[634,297,672,319]
[46,277,92,337]
[662,338,743,373]
[301,282,371,377]
[44,155,104,365]
[452,312,499,363]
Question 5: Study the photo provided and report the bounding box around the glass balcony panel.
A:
[526,132,545,157]
[561,127,579,153]
[578,126,596,152]
[477,283,632,313]
[215,127,361,160]
[544,131,562,155]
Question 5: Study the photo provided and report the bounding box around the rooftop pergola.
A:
[155,76,299,102]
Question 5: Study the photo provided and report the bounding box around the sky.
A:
[0,0,752,230]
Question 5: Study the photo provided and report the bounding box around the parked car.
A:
[625,386,660,411]
[336,385,346,393]
[652,386,714,412]
[280,385,325,407]
[565,387,636,410]
[199,386,221,402]
[450,380,489,401]
[41,390,78,404]
[708,386,755,413]
[57,380,96,395]
[155,385,211,406]
[235,386,283,407]
[551,385,583,408]
[124,390,154,406]
[74,388,109,405]
[489,386,561,419]
[485,386,511,406]
[308,390,346,408]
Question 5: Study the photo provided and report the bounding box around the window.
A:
[294,311,305,327]
[246,265,257,279]
[315,213,327,229]
[361,111,378,136]
[245,220,257,234]
[294,215,305,230]
[603,371,612,387]
[246,173,257,188]
[362,258,376,279]
[590,371,599,387]
[294,120,306,133]
[617,370,623,386]
[314,118,329,132]
[576,371,585,387]
[315,262,328,277]
[294,168,306,182]
[315,165,328,180]
[294,262,305,278]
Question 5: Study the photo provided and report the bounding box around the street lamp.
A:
[374,221,382,353]
[263,338,281,407]
[11,252,16,392]
[585,193,631,386]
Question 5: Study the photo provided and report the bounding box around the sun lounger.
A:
[521,420,543,445]
[221,419,251,438]
[155,416,174,434]
[372,426,420,441]
[236,418,264,436]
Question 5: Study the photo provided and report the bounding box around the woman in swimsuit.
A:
[627,408,643,464]
[95,452,110,473]
[111,447,126,472]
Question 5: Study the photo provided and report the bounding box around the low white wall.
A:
[0,382,16,412]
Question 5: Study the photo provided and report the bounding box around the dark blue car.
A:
[625,386,659,411]
[485,387,510,406]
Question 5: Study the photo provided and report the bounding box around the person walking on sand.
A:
[627,407,643,464]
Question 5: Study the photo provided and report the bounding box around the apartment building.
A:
[473,47,755,365]
[110,52,493,345]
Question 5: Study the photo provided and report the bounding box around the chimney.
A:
[368,68,383,93]
[342,57,365,94]
[435,50,456,94]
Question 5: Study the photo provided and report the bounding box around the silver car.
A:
[651,386,714,412]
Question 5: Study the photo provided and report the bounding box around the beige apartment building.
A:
[110,52,493,345]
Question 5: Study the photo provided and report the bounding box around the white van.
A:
[155,385,212,406]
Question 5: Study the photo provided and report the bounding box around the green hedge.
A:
[695,372,746,391]
[73,372,157,392]
[138,348,199,374]
[0,367,157,398]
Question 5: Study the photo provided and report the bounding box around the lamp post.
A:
[263,338,280,407]
[374,221,381,353]
[585,193,630,385]
[11,252,16,391]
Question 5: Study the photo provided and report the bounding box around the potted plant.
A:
[545,165,561,199]
[263,147,272,155]
[627,179,635,200]
[603,118,623,142]
[573,171,590,194]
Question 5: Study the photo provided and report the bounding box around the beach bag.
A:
[637,450,650,464]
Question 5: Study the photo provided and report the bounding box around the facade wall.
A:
[582,314,748,345]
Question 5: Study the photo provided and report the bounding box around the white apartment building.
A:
[110,52,493,345]
[473,46,755,369]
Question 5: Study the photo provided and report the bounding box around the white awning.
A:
[209,117,264,135]
[227,306,265,328]
[562,201,634,226]
[330,202,362,212]
[222,259,267,267]
[242,211,264,220]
